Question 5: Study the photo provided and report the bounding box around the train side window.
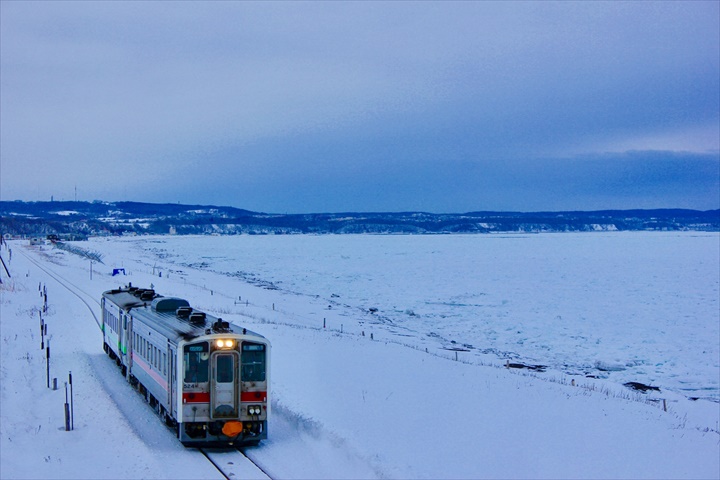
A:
[163,353,167,375]
[241,343,266,382]
[183,342,209,383]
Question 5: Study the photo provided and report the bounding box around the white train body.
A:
[101,285,269,447]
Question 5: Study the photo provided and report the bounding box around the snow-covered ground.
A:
[1,233,719,479]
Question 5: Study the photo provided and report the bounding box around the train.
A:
[101,284,270,447]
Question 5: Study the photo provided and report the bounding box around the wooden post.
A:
[64,383,71,431]
[46,343,50,389]
[69,371,74,430]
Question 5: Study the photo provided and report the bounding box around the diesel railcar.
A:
[101,285,270,447]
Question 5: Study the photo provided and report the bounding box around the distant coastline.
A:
[1,200,718,237]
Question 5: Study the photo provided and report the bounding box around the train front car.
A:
[178,322,270,447]
[102,286,270,448]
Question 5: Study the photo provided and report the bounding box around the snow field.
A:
[106,232,720,402]
[1,234,719,479]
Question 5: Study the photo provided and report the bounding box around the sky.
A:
[1,1,718,214]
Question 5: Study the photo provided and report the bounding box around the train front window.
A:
[241,343,266,382]
[216,354,234,383]
[184,342,209,383]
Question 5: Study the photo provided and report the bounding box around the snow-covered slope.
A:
[1,234,718,479]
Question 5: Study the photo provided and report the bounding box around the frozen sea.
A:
[98,231,719,401]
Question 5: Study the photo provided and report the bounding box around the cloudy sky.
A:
[1,1,718,213]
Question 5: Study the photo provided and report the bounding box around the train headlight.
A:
[215,339,235,349]
[248,405,261,415]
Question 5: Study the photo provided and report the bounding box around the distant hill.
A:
[1,200,718,237]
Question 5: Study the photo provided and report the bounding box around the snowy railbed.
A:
[1,232,718,479]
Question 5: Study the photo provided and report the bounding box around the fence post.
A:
[69,371,74,430]
[46,341,50,389]
[64,383,71,431]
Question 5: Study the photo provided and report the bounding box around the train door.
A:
[210,351,239,418]
[122,314,130,369]
[168,345,176,416]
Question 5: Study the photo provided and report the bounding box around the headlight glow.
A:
[216,339,225,348]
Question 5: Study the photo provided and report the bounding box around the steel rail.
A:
[17,247,101,329]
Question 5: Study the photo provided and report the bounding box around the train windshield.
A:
[216,354,234,383]
[241,343,266,382]
[183,342,209,383]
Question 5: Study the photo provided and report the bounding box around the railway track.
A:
[201,448,272,480]
[19,245,275,479]
[17,246,101,329]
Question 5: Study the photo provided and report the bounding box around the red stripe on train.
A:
[182,391,266,403]
[182,392,210,403]
[241,391,267,402]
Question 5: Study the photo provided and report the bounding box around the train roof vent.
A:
[176,306,193,318]
[153,297,190,312]
[189,312,206,326]
[140,290,155,301]
[212,319,231,332]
